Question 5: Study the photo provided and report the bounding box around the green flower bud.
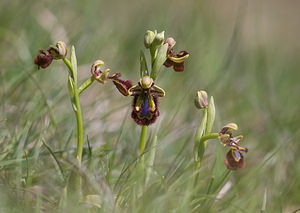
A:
[195,90,208,109]
[151,31,165,48]
[144,30,155,48]
[56,41,68,59]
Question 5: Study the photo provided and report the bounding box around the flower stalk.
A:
[78,76,95,95]
[139,125,148,163]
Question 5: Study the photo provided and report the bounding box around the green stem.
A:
[150,47,156,66]
[194,133,219,186]
[78,76,95,95]
[73,84,83,165]
[199,133,219,144]
[63,58,73,78]
[63,57,83,166]
[139,125,148,162]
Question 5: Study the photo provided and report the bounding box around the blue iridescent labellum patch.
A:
[131,93,159,126]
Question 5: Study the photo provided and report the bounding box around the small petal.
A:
[95,69,110,84]
[150,85,165,97]
[219,134,231,146]
[128,84,143,96]
[219,123,238,136]
[168,51,189,64]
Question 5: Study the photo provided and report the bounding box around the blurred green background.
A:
[1,0,299,212]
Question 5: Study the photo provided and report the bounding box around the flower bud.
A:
[151,31,165,47]
[56,41,68,59]
[194,90,208,109]
[144,30,155,48]
[47,41,68,59]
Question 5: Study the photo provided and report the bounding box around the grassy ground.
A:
[1,0,299,212]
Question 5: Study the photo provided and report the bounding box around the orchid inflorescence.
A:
[34,30,189,126]
[34,29,247,187]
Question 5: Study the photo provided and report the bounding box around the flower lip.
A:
[131,94,159,126]
[225,149,245,170]
[34,49,54,69]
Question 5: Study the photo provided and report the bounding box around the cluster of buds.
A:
[144,30,165,49]
[34,41,68,69]
[219,123,248,170]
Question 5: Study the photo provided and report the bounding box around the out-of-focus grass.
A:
[1,0,299,212]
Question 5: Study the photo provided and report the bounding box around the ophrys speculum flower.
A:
[163,37,189,72]
[114,76,165,126]
[219,123,248,170]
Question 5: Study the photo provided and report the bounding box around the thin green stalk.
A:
[73,84,83,165]
[63,56,83,166]
[194,133,219,186]
[78,76,95,95]
[63,58,73,78]
[139,125,148,162]
[199,133,219,145]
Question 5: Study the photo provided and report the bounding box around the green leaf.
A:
[140,50,149,77]
[205,96,215,134]
[70,46,77,83]
[150,43,168,80]
[194,109,207,162]
[67,75,77,112]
